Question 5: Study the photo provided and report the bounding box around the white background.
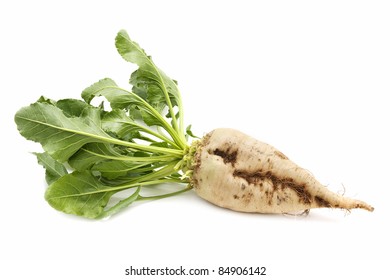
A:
[1,0,389,279]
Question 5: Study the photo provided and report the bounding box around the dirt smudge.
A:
[212,148,238,166]
[233,169,312,204]
[314,196,331,208]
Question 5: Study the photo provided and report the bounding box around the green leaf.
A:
[97,187,141,219]
[101,109,142,141]
[68,143,123,171]
[15,101,178,162]
[92,161,151,179]
[56,98,89,117]
[81,78,140,109]
[15,30,192,219]
[81,78,116,104]
[115,30,180,121]
[37,96,57,105]
[81,79,165,129]
[102,109,181,148]
[68,142,173,179]
[186,124,199,139]
[45,171,116,219]
[35,152,68,185]
[15,102,109,162]
[139,109,165,127]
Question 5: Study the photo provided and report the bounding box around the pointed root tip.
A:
[349,199,374,212]
[331,199,374,212]
[357,203,374,212]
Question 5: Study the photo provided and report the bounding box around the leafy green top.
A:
[15,30,196,219]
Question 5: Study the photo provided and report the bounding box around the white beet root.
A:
[191,128,374,214]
